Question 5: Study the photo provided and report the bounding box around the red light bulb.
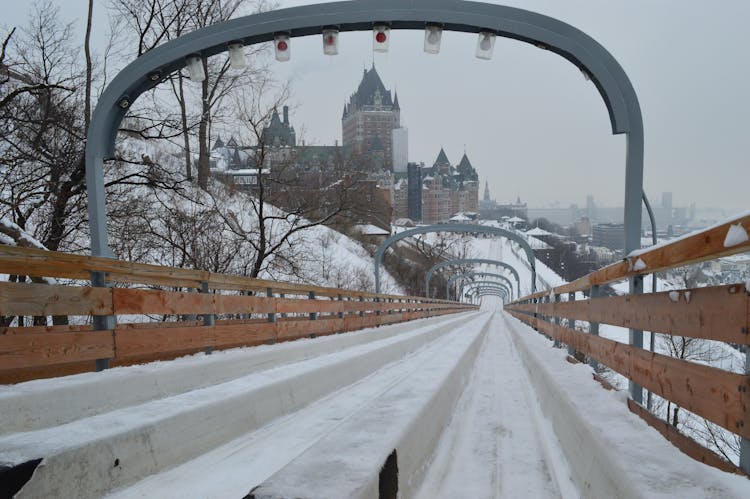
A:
[277,40,288,51]
[325,35,336,46]
[375,32,387,43]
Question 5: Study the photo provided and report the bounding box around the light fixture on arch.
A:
[476,31,496,60]
[274,34,291,62]
[373,24,390,52]
[322,29,339,55]
[424,24,442,54]
[185,54,205,82]
[228,42,246,69]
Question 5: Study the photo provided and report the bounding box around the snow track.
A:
[416,312,576,499]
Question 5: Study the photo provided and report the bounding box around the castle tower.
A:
[342,65,400,170]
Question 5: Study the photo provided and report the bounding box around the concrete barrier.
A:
[3,313,479,499]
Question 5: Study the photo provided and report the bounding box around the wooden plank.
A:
[276,299,346,314]
[114,326,212,359]
[0,246,470,305]
[0,281,112,316]
[519,213,750,297]
[0,331,114,369]
[0,361,96,384]
[276,318,342,341]
[512,284,750,345]
[113,289,277,315]
[212,322,278,349]
[113,288,213,315]
[1,324,93,335]
[627,399,745,476]
[115,320,203,329]
[507,310,750,440]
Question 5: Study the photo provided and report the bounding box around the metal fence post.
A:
[359,296,365,317]
[338,294,344,319]
[740,346,750,475]
[200,281,215,355]
[309,291,317,321]
[567,291,577,357]
[267,288,275,323]
[90,271,113,371]
[629,275,644,404]
[553,293,561,348]
[589,285,600,370]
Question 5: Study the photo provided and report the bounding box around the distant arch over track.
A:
[461,280,512,300]
[425,258,522,297]
[447,272,515,300]
[375,224,535,294]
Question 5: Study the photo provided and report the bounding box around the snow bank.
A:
[504,314,750,499]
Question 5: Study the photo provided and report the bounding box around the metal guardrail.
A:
[505,212,750,476]
[0,246,476,384]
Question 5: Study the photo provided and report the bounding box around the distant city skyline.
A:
[4,0,748,214]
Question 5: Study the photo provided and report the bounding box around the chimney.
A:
[283,105,289,125]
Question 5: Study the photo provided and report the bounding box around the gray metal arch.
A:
[375,224,535,294]
[86,0,643,267]
[425,258,522,296]
[470,292,508,305]
[461,280,511,297]
[447,272,515,299]
[469,288,508,299]
[466,286,509,304]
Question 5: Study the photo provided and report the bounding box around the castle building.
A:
[401,149,479,224]
[342,65,401,171]
[210,70,479,228]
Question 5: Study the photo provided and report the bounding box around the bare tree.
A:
[208,87,359,278]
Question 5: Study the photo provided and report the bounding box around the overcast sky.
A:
[3,0,748,213]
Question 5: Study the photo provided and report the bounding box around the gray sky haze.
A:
[3,0,748,214]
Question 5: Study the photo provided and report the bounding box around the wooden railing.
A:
[505,212,750,475]
[0,245,477,384]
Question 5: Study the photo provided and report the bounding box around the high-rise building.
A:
[342,65,401,170]
[391,127,408,173]
[407,162,423,221]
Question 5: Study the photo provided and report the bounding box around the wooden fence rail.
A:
[505,211,750,476]
[0,246,476,383]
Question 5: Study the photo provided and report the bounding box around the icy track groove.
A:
[416,312,577,499]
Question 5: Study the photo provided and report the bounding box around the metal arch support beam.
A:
[86,0,643,269]
[447,272,515,299]
[466,287,509,303]
[465,286,510,303]
[461,280,511,295]
[375,223,536,294]
[425,258,521,297]
[469,288,508,299]
[469,291,508,304]
[461,280,512,301]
